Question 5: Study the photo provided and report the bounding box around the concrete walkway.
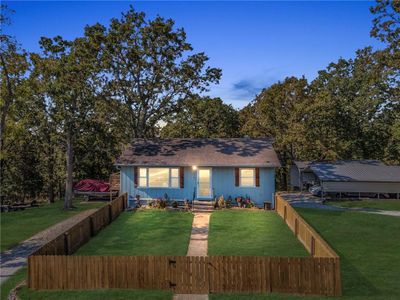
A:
[173,212,211,300]
[0,208,98,284]
[187,213,211,256]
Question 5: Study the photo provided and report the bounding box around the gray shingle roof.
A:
[307,160,400,182]
[116,138,281,167]
[294,161,313,170]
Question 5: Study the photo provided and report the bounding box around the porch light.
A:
[192,165,197,171]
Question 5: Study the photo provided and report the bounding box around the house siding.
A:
[120,166,276,208]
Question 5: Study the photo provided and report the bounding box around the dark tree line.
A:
[0,2,398,206]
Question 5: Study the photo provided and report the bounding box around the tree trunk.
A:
[64,127,74,209]
[47,131,55,203]
[48,182,55,203]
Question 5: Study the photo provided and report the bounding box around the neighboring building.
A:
[290,160,400,198]
[116,138,281,207]
[290,161,317,191]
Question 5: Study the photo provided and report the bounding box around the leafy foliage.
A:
[86,7,221,138]
[161,96,239,138]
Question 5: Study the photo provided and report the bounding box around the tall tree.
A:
[307,47,397,160]
[86,7,221,138]
[370,0,400,163]
[370,0,400,50]
[240,77,310,189]
[34,34,103,209]
[0,5,29,192]
[161,96,239,138]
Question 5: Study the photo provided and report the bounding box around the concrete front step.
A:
[193,206,214,211]
[192,209,214,213]
[192,200,215,213]
[193,200,214,206]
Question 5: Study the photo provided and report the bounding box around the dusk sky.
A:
[4,1,384,108]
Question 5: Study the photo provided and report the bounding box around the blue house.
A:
[116,138,281,208]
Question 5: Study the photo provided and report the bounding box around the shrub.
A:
[214,197,219,209]
[218,195,225,208]
[184,199,190,210]
[226,196,233,208]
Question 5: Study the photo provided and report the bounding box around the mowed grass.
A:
[76,210,193,256]
[0,269,172,300]
[208,210,308,256]
[211,208,400,300]
[326,199,400,211]
[17,287,172,300]
[0,199,104,252]
[0,267,171,300]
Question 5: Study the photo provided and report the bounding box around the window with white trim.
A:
[170,168,180,188]
[138,167,180,188]
[139,168,148,187]
[239,168,255,187]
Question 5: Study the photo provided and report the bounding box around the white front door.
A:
[197,168,212,199]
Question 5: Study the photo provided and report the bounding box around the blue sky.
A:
[4,1,383,108]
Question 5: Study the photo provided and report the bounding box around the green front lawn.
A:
[208,210,308,256]
[211,208,400,300]
[76,210,193,256]
[1,199,104,252]
[17,287,172,300]
[0,268,171,300]
[326,199,400,211]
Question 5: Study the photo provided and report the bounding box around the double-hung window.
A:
[138,167,180,188]
[239,168,255,187]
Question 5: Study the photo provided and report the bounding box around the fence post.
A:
[64,232,70,255]
[284,206,287,221]
[108,204,112,224]
[89,216,94,237]
[310,236,315,256]
[334,257,342,296]
[27,255,31,288]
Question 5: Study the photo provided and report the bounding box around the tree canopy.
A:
[161,96,239,138]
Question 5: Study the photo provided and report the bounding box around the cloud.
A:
[206,69,282,109]
[232,79,264,96]
[230,74,279,101]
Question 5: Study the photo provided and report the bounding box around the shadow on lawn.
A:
[338,254,380,298]
[76,209,193,256]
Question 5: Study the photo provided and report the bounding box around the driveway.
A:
[279,192,345,211]
[279,192,400,217]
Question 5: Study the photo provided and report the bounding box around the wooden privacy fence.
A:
[32,193,127,256]
[28,255,341,296]
[28,192,341,296]
[275,194,339,258]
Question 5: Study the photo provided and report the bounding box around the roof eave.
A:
[114,163,281,168]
